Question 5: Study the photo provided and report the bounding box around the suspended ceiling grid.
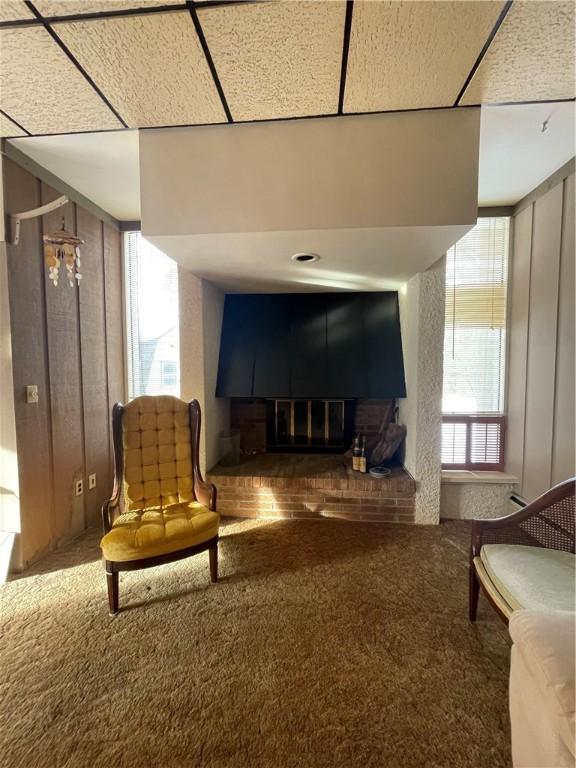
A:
[0,0,574,137]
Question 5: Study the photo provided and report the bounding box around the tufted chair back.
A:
[116,395,199,512]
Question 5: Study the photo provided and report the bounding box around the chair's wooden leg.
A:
[469,564,480,622]
[209,543,218,583]
[106,565,119,615]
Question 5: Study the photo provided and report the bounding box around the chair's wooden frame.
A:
[101,399,218,615]
[469,477,575,624]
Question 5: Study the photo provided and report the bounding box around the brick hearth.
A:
[207,454,416,523]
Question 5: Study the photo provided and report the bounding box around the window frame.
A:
[441,215,511,471]
[123,231,180,401]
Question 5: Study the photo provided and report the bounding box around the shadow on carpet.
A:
[0,518,511,768]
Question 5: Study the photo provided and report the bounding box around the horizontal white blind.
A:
[443,217,509,415]
[442,217,509,468]
[125,232,180,399]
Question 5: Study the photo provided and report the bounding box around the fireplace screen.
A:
[266,399,349,451]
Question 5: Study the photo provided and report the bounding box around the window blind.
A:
[442,217,509,468]
[125,232,180,399]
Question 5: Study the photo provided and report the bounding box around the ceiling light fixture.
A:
[291,253,320,263]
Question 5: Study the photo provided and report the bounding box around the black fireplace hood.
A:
[216,292,406,399]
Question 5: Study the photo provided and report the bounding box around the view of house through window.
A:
[442,217,510,469]
[125,232,180,399]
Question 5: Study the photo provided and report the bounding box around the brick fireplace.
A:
[212,291,415,523]
[231,398,397,456]
[208,398,415,523]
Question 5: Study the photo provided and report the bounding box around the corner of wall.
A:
[398,256,445,524]
[178,270,230,475]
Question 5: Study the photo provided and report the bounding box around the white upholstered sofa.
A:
[509,610,575,768]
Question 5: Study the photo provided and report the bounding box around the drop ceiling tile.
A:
[54,11,226,127]
[34,0,184,15]
[345,1,506,113]
[198,1,346,121]
[461,1,575,105]
[0,112,27,137]
[0,1,35,22]
[0,26,123,134]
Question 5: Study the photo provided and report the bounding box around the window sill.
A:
[441,470,518,486]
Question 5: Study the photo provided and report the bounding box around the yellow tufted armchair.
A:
[100,396,219,615]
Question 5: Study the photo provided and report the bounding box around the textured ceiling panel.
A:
[461,1,576,105]
[345,1,505,113]
[0,27,123,134]
[54,12,226,127]
[0,112,27,137]
[0,1,35,22]
[199,1,346,121]
[34,0,184,15]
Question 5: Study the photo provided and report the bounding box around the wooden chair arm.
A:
[101,496,120,534]
[470,477,575,560]
[194,478,217,512]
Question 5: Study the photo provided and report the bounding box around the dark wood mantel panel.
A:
[216,292,406,399]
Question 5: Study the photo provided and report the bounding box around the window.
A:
[125,232,180,399]
[442,217,509,469]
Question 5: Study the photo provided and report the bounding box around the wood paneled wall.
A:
[3,159,125,568]
[506,169,575,501]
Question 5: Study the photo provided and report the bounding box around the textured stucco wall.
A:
[441,482,516,520]
[178,268,229,474]
[398,257,445,524]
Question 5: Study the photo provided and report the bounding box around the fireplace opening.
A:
[266,399,354,453]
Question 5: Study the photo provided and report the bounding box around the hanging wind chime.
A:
[43,218,84,287]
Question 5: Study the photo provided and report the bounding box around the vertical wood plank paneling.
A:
[4,161,53,566]
[103,223,126,493]
[552,174,575,484]
[42,184,86,543]
[77,208,110,526]
[505,204,532,488]
[523,184,563,501]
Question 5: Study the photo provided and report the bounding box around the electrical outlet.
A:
[25,385,38,404]
[88,473,96,490]
[75,479,83,496]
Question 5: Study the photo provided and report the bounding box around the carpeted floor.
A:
[1,518,511,768]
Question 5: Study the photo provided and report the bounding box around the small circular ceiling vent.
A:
[291,252,320,263]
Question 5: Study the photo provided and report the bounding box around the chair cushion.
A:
[101,502,219,562]
[480,544,576,612]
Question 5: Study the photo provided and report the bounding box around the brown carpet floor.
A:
[1,519,511,768]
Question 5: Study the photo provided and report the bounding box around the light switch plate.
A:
[88,473,96,490]
[26,385,38,404]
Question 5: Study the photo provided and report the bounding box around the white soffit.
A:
[53,12,226,128]
[0,112,26,138]
[461,1,576,105]
[34,0,183,14]
[345,0,505,112]
[8,131,140,221]
[0,26,122,135]
[146,225,473,293]
[198,1,346,121]
[0,1,34,21]
[478,102,576,206]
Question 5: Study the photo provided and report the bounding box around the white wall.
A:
[398,257,445,524]
[141,109,480,236]
[506,167,575,500]
[179,268,229,474]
